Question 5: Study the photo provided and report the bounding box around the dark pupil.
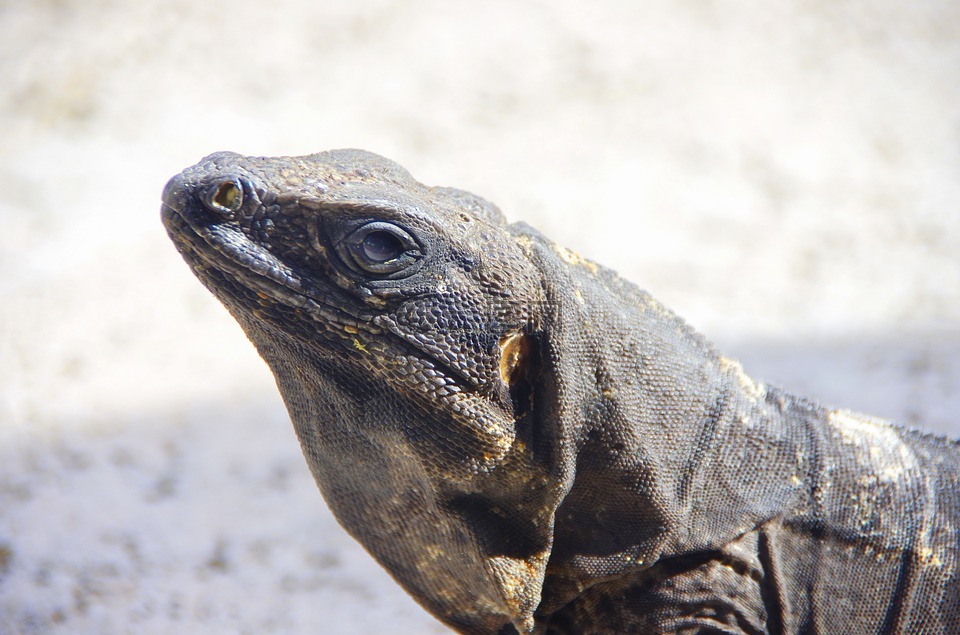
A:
[361,230,403,262]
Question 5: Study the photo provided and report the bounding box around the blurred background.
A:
[1,1,958,632]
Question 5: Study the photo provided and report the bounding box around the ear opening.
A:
[499,331,539,419]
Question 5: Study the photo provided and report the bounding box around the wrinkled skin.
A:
[162,150,960,634]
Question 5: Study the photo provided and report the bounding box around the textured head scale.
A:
[162,150,563,633]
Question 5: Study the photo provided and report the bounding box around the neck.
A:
[670,357,816,553]
[537,280,817,612]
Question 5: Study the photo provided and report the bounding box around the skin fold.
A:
[162,150,960,634]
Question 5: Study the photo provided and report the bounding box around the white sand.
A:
[1,1,958,632]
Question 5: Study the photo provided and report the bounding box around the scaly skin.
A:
[162,150,960,634]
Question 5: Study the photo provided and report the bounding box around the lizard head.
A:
[162,150,563,633]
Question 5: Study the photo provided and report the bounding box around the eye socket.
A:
[343,222,422,276]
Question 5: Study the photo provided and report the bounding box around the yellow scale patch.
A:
[553,244,599,274]
[826,409,916,483]
[719,357,766,403]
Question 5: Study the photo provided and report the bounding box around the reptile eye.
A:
[344,222,421,276]
[361,230,403,263]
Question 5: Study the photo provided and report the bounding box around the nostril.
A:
[202,178,244,218]
[213,179,243,211]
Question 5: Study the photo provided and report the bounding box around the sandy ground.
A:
[1,1,958,633]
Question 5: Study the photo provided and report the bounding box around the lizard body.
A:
[162,150,960,634]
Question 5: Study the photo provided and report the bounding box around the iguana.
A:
[161,150,960,634]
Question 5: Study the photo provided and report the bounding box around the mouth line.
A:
[162,203,479,392]
[162,203,372,329]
